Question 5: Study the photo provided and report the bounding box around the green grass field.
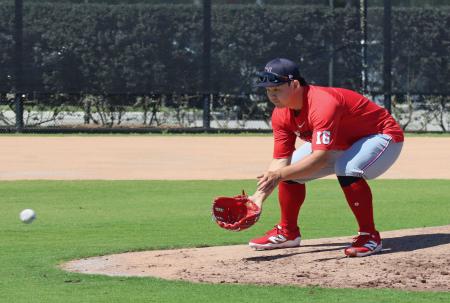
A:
[1,179,449,303]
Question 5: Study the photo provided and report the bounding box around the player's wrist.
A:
[248,193,263,208]
[277,168,287,181]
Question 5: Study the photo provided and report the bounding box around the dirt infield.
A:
[2,136,450,180]
[63,225,450,291]
[3,136,450,291]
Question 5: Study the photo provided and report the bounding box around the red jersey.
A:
[272,85,404,158]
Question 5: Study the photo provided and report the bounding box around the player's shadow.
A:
[244,245,347,262]
[243,233,450,262]
[381,233,450,254]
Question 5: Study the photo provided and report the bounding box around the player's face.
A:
[265,83,294,108]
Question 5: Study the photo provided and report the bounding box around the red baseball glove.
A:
[212,191,261,231]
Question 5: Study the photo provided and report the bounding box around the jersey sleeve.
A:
[309,95,343,150]
[272,109,296,158]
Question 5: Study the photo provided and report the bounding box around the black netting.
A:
[0,2,448,132]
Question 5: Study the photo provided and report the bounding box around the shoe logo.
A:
[268,235,287,244]
[364,240,379,251]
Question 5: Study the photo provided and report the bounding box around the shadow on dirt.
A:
[382,232,450,254]
[243,232,450,262]
[243,245,347,262]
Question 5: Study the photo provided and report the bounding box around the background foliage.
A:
[1,0,449,6]
[0,4,448,94]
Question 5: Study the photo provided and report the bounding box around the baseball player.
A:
[213,58,404,257]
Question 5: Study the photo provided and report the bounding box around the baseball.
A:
[20,209,36,224]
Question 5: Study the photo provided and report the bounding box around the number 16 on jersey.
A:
[316,131,331,145]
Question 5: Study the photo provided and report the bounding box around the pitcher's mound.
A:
[62,226,450,291]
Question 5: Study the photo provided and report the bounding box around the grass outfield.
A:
[1,180,449,303]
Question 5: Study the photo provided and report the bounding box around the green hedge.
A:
[367,8,449,94]
[0,4,204,93]
[0,4,448,94]
[1,1,449,6]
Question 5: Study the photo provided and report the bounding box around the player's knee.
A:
[334,161,347,176]
[337,175,362,187]
[335,161,364,179]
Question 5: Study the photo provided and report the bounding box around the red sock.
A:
[340,178,376,233]
[278,181,306,232]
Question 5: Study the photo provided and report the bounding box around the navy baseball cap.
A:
[255,58,302,87]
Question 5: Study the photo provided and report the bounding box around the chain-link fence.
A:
[0,0,448,132]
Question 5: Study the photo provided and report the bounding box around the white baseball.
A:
[20,209,36,224]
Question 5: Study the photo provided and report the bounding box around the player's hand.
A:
[257,170,282,193]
